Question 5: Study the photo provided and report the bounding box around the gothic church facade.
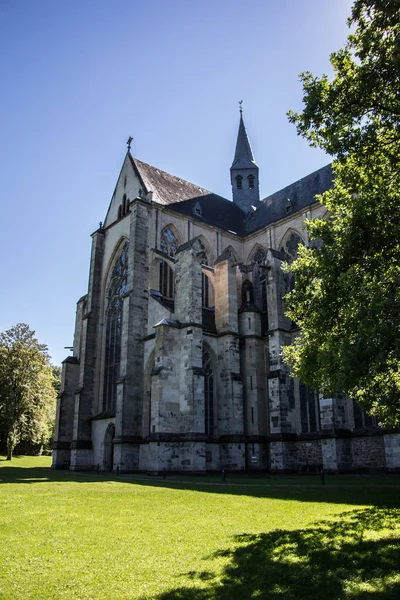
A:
[53,114,400,473]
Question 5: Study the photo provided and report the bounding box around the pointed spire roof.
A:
[231,112,258,169]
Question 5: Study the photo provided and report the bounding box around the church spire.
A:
[230,106,260,213]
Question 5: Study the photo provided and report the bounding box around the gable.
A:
[103,154,145,228]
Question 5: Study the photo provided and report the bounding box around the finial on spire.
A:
[127,136,133,151]
[239,100,243,115]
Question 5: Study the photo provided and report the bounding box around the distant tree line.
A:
[0,323,59,459]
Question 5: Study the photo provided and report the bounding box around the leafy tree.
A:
[283,0,400,426]
[0,323,57,459]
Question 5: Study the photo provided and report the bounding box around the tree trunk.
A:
[6,431,15,461]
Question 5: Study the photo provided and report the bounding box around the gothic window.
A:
[235,175,243,189]
[160,227,178,257]
[252,248,268,331]
[299,383,319,433]
[248,174,255,189]
[203,347,214,435]
[281,232,303,263]
[103,243,128,412]
[159,227,178,298]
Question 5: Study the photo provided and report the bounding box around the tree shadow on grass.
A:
[1,466,400,508]
[150,507,400,600]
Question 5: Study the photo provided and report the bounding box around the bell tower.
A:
[230,106,260,213]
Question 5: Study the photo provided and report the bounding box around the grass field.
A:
[0,456,399,599]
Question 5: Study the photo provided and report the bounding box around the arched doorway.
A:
[103,424,115,471]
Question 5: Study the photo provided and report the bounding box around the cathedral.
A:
[52,113,400,473]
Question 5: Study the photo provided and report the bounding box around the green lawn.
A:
[0,456,399,599]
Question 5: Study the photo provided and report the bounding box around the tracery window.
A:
[160,227,178,256]
[103,242,128,412]
[203,347,214,435]
[159,227,178,298]
[281,232,302,263]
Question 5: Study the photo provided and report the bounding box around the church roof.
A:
[245,164,333,234]
[231,114,258,170]
[168,194,247,236]
[130,155,211,205]
[128,153,332,237]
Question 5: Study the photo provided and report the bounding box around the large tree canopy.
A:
[283,0,400,426]
[0,323,56,459]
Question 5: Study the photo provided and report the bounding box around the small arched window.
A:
[248,174,255,189]
[241,281,254,307]
[235,175,243,190]
[103,243,128,412]
[203,347,214,435]
[159,227,178,298]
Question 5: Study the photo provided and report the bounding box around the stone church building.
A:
[53,113,400,473]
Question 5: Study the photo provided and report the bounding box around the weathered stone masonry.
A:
[53,113,400,473]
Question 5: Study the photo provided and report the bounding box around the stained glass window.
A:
[103,243,128,412]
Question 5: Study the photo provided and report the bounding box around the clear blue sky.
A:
[0,0,353,365]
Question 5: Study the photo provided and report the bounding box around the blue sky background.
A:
[0,0,353,365]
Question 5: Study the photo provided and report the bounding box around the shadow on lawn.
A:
[1,465,400,507]
[149,507,400,600]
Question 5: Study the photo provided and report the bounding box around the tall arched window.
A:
[103,243,128,412]
[235,175,243,189]
[159,227,178,298]
[299,383,319,433]
[203,347,214,435]
[252,248,268,332]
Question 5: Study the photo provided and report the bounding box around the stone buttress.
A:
[113,199,150,471]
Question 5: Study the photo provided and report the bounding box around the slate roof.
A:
[129,153,332,237]
[231,114,258,169]
[168,193,247,236]
[131,155,211,205]
[245,164,333,234]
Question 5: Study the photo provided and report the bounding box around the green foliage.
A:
[0,458,399,599]
[283,0,400,426]
[0,324,57,459]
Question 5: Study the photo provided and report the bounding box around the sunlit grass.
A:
[0,456,399,599]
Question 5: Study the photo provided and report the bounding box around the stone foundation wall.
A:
[350,435,386,470]
[293,440,323,471]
